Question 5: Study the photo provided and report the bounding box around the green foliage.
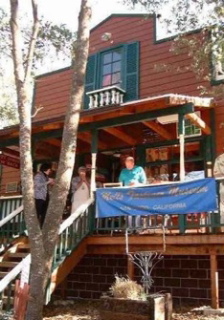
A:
[0,7,76,125]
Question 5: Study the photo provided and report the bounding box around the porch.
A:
[0,92,222,310]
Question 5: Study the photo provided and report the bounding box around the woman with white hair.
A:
[71,166,90,215]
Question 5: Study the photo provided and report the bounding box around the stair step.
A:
[17,243,30,249]
[8,252,28,259]
[0,271,8,279]
[0,261,18,268]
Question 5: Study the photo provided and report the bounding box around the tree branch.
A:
[24,0,40,83]
[10,0,25,83]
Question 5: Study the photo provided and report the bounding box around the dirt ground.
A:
[42,300,224,320]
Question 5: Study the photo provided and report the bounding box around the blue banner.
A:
[96,178,218,218]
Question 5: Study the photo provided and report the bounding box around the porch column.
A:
[210,253,219,309]
[178,112,185,182]
[90,129,98,198]
[127,257,134,280]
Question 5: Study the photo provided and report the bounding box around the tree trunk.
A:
[42,0,91,263]
[10,0,91,318]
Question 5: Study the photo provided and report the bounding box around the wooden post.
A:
[210,253,219,309]
[178,113,185,182]
[127,257,134,280]
[90,129,98,198]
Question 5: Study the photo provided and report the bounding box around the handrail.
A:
[59,198,94,234]
[0,205,23,228]
[0,197,95,309]
[0,195,22,200]
[0,254,30,293]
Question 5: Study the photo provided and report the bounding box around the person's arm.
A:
[139,167,147,184]
[118,170,124,186]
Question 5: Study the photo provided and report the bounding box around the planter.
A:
[99,293,172,320]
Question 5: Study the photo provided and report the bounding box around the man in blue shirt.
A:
[119,156,147,229]
[119,156,147,186]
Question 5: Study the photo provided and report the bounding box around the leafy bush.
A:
[109,274,146,301]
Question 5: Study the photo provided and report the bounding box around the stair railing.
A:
[0,205,25,249]
[0,197,95,310]
[0,196,23,220]
[52,197,95,269]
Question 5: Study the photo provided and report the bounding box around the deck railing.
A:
[0,196,22,220]
[95,179,224,235]
[86,85,125,109]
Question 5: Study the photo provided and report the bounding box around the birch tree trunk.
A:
[10,0,92,319]
[10,0,46,318]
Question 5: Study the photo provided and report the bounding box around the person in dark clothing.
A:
[34,163,54,227]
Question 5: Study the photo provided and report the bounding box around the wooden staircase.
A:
[0,198,95,310]
[0,237,29,309]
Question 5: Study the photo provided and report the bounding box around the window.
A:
[176,111,202,138]
[101,48,122,87]
[6,182,18,193]
[83,42,139,109]
[184,118,201,137]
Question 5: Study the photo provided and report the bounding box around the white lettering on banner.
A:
[153,203,187,210]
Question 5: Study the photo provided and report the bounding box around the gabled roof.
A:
[90,13,154,33]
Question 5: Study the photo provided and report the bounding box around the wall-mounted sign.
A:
[0,154,20,169]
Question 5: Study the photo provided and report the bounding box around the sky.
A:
[1,0,147,31]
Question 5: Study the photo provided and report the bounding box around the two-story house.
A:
[0,14,224,309]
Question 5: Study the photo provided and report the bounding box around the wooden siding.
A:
[0,166,20,195]
[33,14,224,154]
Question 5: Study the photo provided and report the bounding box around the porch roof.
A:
[0,93,214,148]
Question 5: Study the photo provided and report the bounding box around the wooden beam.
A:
[142,121,174,140]
[185,113,211,135]
[78,132,107,150]
[44,138,61,147]
[87,243,224,256]
[104,127,137,145]
[210,253,219,309]
[0,147,19,158]
[86,234,224,246]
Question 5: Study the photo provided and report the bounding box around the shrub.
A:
[109,274,146,301]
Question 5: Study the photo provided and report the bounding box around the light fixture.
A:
[157,114,178,125]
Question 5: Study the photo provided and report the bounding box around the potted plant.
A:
[99,275,172,320]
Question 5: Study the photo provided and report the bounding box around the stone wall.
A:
[55,254,224,307]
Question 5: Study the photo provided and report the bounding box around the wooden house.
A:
[0,14,224,309]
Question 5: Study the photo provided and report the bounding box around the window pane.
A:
[112,61,121,73]
[102,74,112,87]
[112,72,121,85]
[103,64,112,75]
[113,50,121,62]
[103,52,112,64]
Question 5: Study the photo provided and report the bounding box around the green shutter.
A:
[124,42,139,102]
[83,54,98,109]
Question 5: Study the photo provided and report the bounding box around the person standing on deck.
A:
[214,153,224,227]
[71,166,90,215]
[34,163,54,227]
[119,156,147,228]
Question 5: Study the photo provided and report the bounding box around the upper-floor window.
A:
[101,48,122,87]
[83,42,139,109]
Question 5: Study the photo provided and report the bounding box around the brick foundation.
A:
[55,254,224,307]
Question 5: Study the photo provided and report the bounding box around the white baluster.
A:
[89,95,94,109]
[94,93,98,108]
[120,93,124,104]
[100,92,104,107]
[111,89,116,104]
[116,91,120,104]
[105,90,110,105]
